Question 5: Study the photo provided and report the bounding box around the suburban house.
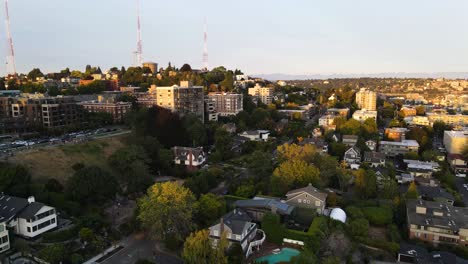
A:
[342,135,358,147]
[404,160,441,178]
[397,173,414,184]
[0,195,57,240]
[447,154,467,174]
[363,151,386,168]
[365,140,377,151]
[238,130,270,141]
[172,146,206,169]
[209,209,265,257]
[344,146,361,169]
[285,184,328,214]
[0,221,9,253]
[406,199,468,246]
[234,198,295,222]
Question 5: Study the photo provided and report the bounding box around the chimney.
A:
[27,196,35,204]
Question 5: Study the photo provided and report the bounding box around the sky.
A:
[1,0,468,76]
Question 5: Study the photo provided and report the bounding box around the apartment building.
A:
[355,88,377,111]
[79,97,132,122]
[0,221,9,253]
[379,139,420,157]
[404,116,432,127]
[326,108,350,118]
[400,106,417,117]
[155,81,205,121]
[385,127,408,142]
[407,199,468,246]
[0,195,57,239]
[443,130,468,154]
[207,92,243,116]
[352,109,377,122]
[142,61,158,73]
[427,113,468,126]
[248,83,274,105]
[318,114,336,130]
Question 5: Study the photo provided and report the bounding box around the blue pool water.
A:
[255,248,300,264]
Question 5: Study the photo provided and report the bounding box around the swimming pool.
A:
[255,247,300,264]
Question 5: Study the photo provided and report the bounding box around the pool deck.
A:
[247,242,287,263]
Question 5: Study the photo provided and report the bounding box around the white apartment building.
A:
[0,221,9,253]
[319,114,336,127]
[427,113,468,127]
[379,140,420,157]
[355,88,377,111]
[443,130,468,154]
[352,110,377,122]
[155,81,205,121]
[248,84,274,105]
[0,195,57,239]
[404,116,431,126]
[207,92,243,116]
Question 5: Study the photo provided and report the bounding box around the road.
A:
[455,177,468,205]
[100,236,182,264]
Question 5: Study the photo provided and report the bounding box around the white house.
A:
[238,130,270,141]
[365,140,377,151]
[344,146,361,169]
[352,110,377,123]
[172,146,206,169]
[0,195,57,239]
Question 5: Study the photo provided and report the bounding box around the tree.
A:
[138,182,196,242]
[79,227,95,243]
[212,128,233,161]
[277,143,316,163]
[234,184,256,198]
[27,68,44,80]
[195,193,226,227]
[462,145,468,162]
[381,177,398,199]
[45,178,63,193]
[38,244,66,264]
[354,169,377,199]
[0,162,31,196]
[66,166,118,204]
[261,213,284,244]
[271,160,320,194]
[406,182,419,199]
[180,64,192,72]
[416,105,425,115]
[349,218,369,239]
[182,229,228,264]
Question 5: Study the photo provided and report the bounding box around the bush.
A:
[345,206,364,220]
[42,226,79,243]
[284,217,328,253]
[362,207,393,225]
[261,213,284,244]
[348,219,369,239]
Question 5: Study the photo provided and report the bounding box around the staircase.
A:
[246,229,266,257]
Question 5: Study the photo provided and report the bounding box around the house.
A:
[344,146,361,169]
[238,130,270,141]
[0,195,57,240]
[379,140,419,157]
[172,146,206,169]
[403,159,440,178]
[406,199,468,246]
[209,209,265,257]
[234,198,295,222]
[385,127,408,142]
[363,151,385,168]
[447,153,468,174]
[365,140,377,151]
[396,173,414,184]
[285,184,327,214]
[0,221,9,253]
[342,135,358,147]
[222,123,237,134]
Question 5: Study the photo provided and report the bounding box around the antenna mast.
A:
[4,0,16,77]
[203,18,208,71]
[134,0,143,66]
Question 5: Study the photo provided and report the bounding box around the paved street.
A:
[100,236,182,264]
[455,177,468,205]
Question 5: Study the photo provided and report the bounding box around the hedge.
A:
[283,217,328,252]
[42,225,80,243]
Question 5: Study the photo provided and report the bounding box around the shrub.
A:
[42,226,79,243]
[362,207,393,225]
[261,213,285,244]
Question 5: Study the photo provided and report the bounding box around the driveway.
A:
[100,235,182,264]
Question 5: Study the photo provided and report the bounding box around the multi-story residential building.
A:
[278,109,309,120]
[204,100,218,122]
[326,108,350,118]
[318,114,336,130]
[207,92,243,116]
[209,209,265,257]
[447,154,467,174]
[385,127,408,142]
[155,81,205,121]
[404,116,432,127]
[379,140,420,157]
[134,92,158,108]
[406,199,468,246]
[404,159,441,178]
[400,106,417,117]
[284,184,328,214]
[355,88,377,111]
[363,151,386,168]
[443,130,468,154]
[248,83,274,105]
[0,195,57,239]
[352,109,377,122]
[342,135,358,147]
[427,113,468,126]
[0,221,9,253]
[172,146,206,170]
[79,97,132,122]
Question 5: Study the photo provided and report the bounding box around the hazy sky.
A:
[1,0,468,76]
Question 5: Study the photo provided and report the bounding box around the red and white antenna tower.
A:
[134,0,143,66]
[203,18,208,71]
[4,0,16,77]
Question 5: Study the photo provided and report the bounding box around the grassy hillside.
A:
[9,136,126,183]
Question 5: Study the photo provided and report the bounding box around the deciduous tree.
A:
[182,229,228,264]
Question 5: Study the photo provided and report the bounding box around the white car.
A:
[456,173,466,178]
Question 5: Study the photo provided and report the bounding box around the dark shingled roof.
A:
[0,194,29,222]
[234,199,295,215]
[221,209,253,236]
[18,202,45,219]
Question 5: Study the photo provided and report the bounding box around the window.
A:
[315,201,321,206]
[213,230,219,236]
[298,199,302,203]
[27,227,31,232]
[33,226,38,232]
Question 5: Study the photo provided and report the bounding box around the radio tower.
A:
[202,18,208,71]
[134,0,143,66]
[4,0,16,78]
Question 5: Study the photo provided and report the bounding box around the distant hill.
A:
[252,72,468,81]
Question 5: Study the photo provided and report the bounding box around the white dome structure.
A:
[330,208,347,223]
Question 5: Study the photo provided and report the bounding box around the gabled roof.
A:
[364,151,385,161]
[345,146,361,155]
[0,194,47,222]
[172,146,204,160]
[18,202,45,219]
[219,209,253,235]
[342,135,358,141]
[286,183,327,202]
